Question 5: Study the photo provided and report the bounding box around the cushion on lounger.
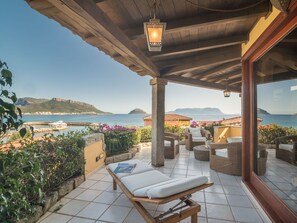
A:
[146,176,208,198]
[121,170,171,193]
[133,179,179,197]
[279,144,294,152]
[215,148,228,158]
[108,160,153,179]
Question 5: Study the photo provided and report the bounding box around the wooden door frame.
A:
[241,1,297,222]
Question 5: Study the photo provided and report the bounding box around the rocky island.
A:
[128,108,146,114]
[16,97,109,114]
[257,108,270,115]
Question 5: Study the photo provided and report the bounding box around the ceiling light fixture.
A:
[144,0,166,52]
[223,79,231,97]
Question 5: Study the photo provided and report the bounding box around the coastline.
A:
[23,112,111,115]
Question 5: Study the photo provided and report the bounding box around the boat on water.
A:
[48,120,68,131]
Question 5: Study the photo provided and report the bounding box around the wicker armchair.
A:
[185,128,211,151]
[257,145,268,175]
[275,135,297,165]
[210,142,242,176]
[164,132,179,159]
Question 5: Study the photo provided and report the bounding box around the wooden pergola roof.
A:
[26,0,271,93]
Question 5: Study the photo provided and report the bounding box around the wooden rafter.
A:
[208,69,242,82]
[193,60,241,80]
[160,46,241,76]
[257,71,297,84]
[228,77,242,85]
[164,76,241,92]
[150,35,246,60]
[46,0,160,77]
[125,3,268,40]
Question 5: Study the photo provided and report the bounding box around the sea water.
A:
[22,114,297,128]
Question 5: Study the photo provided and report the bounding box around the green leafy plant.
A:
[0,132,85,222]
[138,126,152,142]
[0,60,26,142]
[0,148,44,222]
[8,127,33,142]
[164,124,186,141]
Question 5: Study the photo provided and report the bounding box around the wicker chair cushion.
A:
[215,148,228,158]
[189,127,202,137]
[108,160,153,179]
[279,144,294,152]
[193,136,206,142]
[227,137,242,143]
[164,140,179,147]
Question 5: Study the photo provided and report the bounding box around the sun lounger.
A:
[106,160,213,223]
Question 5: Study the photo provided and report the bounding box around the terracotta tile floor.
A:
[38,145,270,223]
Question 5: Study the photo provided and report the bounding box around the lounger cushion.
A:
[189,128,202,137]
[279,144,294,152]
[164,140,178,147]
[121,170,170,193]
[108,160,153,179]
[192,136,206,142]
[146,176,208,198]
[215,148,228,158]
[134,179,179,197]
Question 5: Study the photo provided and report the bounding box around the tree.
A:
[0,60,26,141]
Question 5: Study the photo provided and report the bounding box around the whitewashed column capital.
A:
[150,78,168,86]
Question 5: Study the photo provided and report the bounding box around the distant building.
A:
[144,114,192,126]
[220,116,262,126]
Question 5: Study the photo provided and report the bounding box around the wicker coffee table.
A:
[194,145,210,161]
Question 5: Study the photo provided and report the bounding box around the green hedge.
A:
[138,127,152,142]
[0,132,85,222]
[258,124,297,144]
[137,125,186,142]
[164,125,186,141]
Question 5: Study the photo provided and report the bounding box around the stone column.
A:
[150,78,167,167]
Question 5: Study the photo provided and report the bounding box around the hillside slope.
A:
[16,97,107,114]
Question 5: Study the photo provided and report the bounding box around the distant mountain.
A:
[257,108,270,115]
[128,108,146,114]
[168,107,225,115]
[16,97,108,114]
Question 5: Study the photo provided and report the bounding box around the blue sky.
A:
[0,0,241,114]
[258,80,297,115]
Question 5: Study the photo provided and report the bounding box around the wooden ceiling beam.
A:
[126,2,268,40]
[151,36,246,60]
[228,77,242,85]
[47,0,159,77]
[160,46,241,76]
[208,69,242,82]
[192,60,241,80]
[164,76,241,93]
[257,71,297,84]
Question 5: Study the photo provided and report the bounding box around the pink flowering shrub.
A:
[190,121,199,128]
[258,124,297,144]
[92,124,138,156]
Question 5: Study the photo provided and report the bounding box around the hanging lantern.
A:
[144,19,166,51]
[223,88,231,97]
[144,0,166,52]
